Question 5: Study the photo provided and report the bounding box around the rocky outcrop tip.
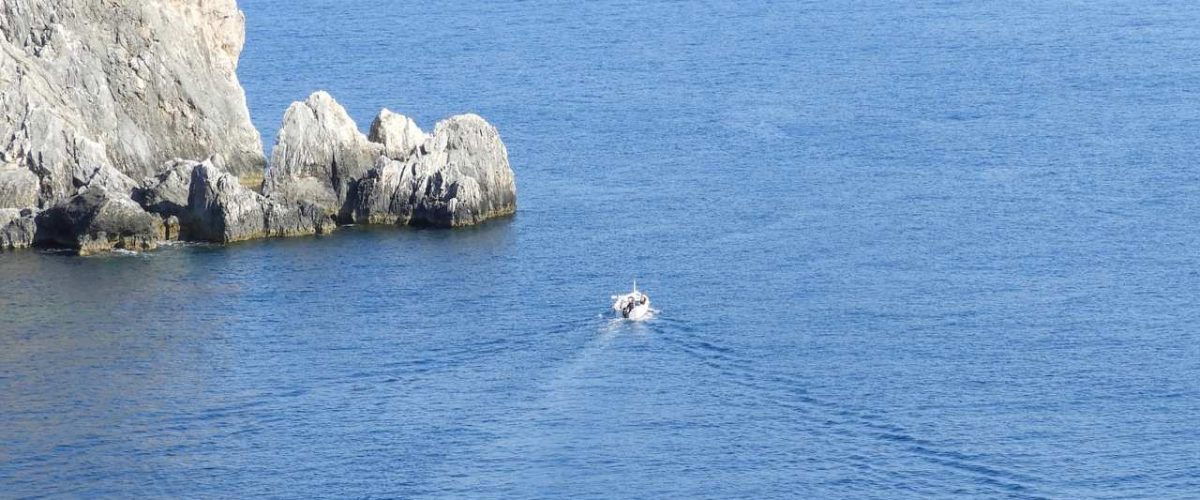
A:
[264,91,382,220]
[273,93,517,229]
[0,4,518,255]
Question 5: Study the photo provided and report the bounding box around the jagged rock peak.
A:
[369,109,428,160]
[352,113,517,227]
[265,91,382,213]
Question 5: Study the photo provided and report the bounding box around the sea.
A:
[2,1,1198,498]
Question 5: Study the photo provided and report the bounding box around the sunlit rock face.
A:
[0,0,265,210]
[263,91,383,221]
[0,4,517,254]
[352,113,517,227]
[267,92,517,228]
[369,109,428,161]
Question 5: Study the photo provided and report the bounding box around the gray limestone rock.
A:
[34,187,161,255]
[186,160,266,243]
[161,215,182,241]
[369,109,428,160]
[0,166,39,208]
[134,158,202,221]
[71,163,139,198]
[350,158,408,225]
[352,114,516,227]
[0,207,37,250]
[0,4,520,253]
[0,0,265,209]
[264,91,383,220]
[262,175,338,218]
[263,199,336,238]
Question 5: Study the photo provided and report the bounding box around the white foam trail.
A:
[106,249,147,258]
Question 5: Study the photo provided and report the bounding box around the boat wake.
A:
[104,249,151,258]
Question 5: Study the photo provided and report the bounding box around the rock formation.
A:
[263,92,383,221]
[73,164,140,199]
[0,208,36,249]
[264,93,517,228]
[185,160,267,243]
[0,3,517,255]
[0,0,264,210]
[131,155,335,244]
[34,186,161,255]
[352,114,517,227]
[369,109,429,160]
[262,198,337,238]
[134,159,201,223]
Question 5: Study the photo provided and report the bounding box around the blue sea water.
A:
[2,0,1200,497]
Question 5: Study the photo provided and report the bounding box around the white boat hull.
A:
[625,302,651,321]
[612,287,652,321]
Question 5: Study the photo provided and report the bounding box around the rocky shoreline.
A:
[0,0,516,255]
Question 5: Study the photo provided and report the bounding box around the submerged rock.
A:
[0,208,38,250]
[0,0,265,209]
[34,187,161,255]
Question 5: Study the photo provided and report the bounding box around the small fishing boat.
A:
[612,281,651,321]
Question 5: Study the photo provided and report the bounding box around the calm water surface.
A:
[3,1,1200,498]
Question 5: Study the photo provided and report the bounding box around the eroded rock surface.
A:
[186,161,265,243]
[0,0,265,209]
[369,109,428,160]
[352,114,517,227]
[127,156,336,244]
[0,167,39,209]
[0,208,37,249]
[34,187,161,255]
[264,92,382,220]
[72,164,139,199]
[135,158,201,221]
[263,199,336,238]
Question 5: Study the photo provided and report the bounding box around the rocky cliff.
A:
[0,0,264,210]
[0,2,516,255]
